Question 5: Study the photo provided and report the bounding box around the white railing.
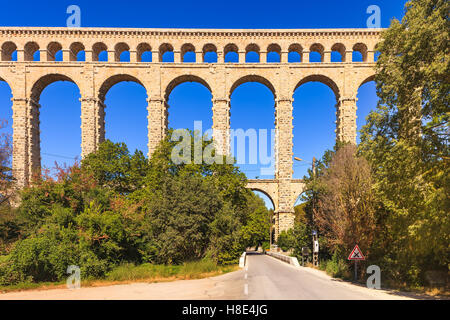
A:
[239,252,247,268]
[266,251,300,267]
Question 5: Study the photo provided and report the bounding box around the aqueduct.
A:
[0,27,380,238]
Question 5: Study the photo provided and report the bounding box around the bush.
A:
[276,230,293,252]
[324,253,350,279]
[0,135,263,286]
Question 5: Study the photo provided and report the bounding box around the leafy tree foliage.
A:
[359,0,449,285]
[0,132,271,284]
[314,145,378,258]
[0,119,17,252]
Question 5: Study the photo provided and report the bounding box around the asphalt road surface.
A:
[0,253,415,300]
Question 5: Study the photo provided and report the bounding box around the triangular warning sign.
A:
[348,245,365,260]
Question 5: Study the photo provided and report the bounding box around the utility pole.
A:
[312,157,318,267]
[294,155,319,267]
[312,230,319,267]
[269,210,272,250]
[312,157,316,178]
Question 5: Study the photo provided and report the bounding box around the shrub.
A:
[324,253,350,279]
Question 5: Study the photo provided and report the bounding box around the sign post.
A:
[312,230,319,267]
[348,245,365,282]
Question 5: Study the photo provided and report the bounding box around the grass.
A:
[106,259,235,282]
[0,259,239,293]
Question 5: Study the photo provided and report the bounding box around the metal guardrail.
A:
[266,251,300,267]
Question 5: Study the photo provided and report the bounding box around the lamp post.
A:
[295,156,319,267]
[269,210,273,251]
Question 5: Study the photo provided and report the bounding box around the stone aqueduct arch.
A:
[0,27,381,238]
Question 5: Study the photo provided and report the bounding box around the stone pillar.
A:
[16,49,24,62]
[130,50,138,62]
[147,97,168,158]
[260,51,266,63]
[12,98,29,187]
[107,50,115,62]
[274,99,294,239]
[280,51,288,63]
[27,99,41,180]
[212,98,230,156]
[174,51,181,63]
[302,51,310,63]
[195,51,202,63]
[336,97,357,144]
[39,50,47,62]
[217,51,224,63]
[152,51,160,63]
[62,50,71,62]
[238,51,245,63]
[345,50,353,62]
[367,50,375,62]
[324,50,331,63]
[85,50,93,62]
[80,97,105,158]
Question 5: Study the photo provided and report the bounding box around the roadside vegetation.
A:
[277,0,449,292]
[0,259,237,292]
[0,130,270,288]
[0,0,447,294]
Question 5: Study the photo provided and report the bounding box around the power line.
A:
[41,152,79,160]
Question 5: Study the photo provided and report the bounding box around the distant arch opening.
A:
[93,42,108,62]
[266,44,281,63]
[224,43,239,63]
[309,43,324,63]
[353,43,368,62]
[47,42,62,62]
[160,43,174,63]
[288,44,302,63]
[137,43,152,62]
[1,42,17,61]
[181,43,196,63]
[203,44,217,63]
[115,43,130,62]
[70,42,85,61]
[24,42,40,61]
[245,44,260,63]
[331,43,345,62]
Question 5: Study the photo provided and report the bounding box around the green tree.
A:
[81,140,149,195]
[240,193,271,250]
[314,145,378,259]
[0,119,17,253]
[359,0,449,285]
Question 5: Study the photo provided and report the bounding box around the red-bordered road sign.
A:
[348,245,365,260]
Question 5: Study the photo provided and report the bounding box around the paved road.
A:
[0,253,414,300]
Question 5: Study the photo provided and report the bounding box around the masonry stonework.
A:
[0,27,380,237]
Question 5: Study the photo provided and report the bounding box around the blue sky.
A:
[0,0,407,208]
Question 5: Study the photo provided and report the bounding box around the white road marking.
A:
[244,283,248,296]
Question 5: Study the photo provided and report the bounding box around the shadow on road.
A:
[329,277,447,300]
[245,251,263,256]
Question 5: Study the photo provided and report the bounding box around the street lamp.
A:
[294,156,317,178]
